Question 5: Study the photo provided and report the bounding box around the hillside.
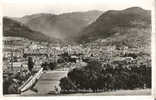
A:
[76,7,151,49]
[15,10,103,40]
[3,17,58,42]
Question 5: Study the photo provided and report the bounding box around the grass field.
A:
[19,89,151,96]
[60,89,151,96]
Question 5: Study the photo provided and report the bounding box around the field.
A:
[18,89,151,96]
[21,70,68,95]
[61,89,151,96]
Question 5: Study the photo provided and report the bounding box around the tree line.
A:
[59,58,151,93]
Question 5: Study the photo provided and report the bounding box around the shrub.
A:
[59,77,77,93]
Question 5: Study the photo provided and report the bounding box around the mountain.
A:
[15,10,103,40]
[3,17,59,42]
[76,7,151,48]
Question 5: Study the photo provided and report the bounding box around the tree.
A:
[59,57,151,93]
[3,77,11,94]
[67,60,103,91]
[49,62,57,70]
[28,57,34,72]
[41,62,48,70]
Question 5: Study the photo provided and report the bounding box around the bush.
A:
[59,77,77,93]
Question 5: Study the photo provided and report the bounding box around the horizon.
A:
[2,0,152,17]
[4,7,151,18]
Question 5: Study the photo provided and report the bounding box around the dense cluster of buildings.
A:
[3,36,85,73]
[3,36,150,74]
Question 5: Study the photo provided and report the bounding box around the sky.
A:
[1,0,154,17]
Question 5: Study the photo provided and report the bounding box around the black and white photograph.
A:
[1,0,154,96]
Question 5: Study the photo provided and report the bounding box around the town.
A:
[3,36,151,95]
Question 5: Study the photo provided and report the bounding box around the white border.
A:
[152,0,156,98]
[0,0,155,100]
[0,0,3,98]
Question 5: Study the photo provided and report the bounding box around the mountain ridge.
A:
[3,17,60,43]
[76,7,151,49]
[3,7,151,49]
[13,10,103,39]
